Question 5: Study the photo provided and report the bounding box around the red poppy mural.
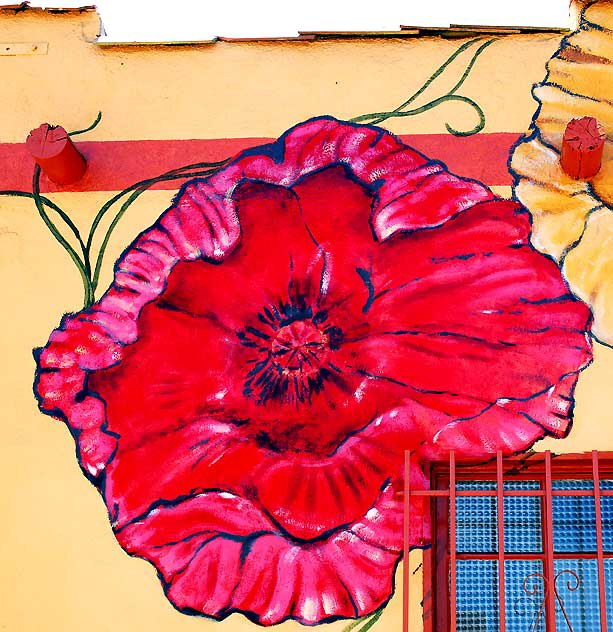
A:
[33,117,592,626]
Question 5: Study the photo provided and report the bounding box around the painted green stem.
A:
[88,166,226,295]
[446,38,495,98]
[341,608,385,632]
[351,94,485,136]
[85,159,230,253]
[350,37,495,136]
[357,609,384,631]
[0,189,89,271]
[68,111,102,137]
[364,37,482,125]
[31,165,94,308]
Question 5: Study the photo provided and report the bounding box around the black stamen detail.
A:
[258,311,277,330]
[246,326,270,340]
[288,254,296,299]
[277,301,313,327]
[325,325,344,350]
[312,310,328,325]
[236,330,259,348]
[356,267,376,313]
[246,359,269,378]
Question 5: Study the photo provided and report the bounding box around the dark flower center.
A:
[271,320,329,378]
[238,301,344,405]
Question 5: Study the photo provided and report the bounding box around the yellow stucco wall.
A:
[1,7,611,631]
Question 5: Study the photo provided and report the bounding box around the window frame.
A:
[418,451,613,632]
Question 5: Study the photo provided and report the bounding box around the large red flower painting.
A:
[34,117,592,626]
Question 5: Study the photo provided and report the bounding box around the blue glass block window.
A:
[456,481,497,553]
[600,479,613,552]
[604,558,613,624]
[455,560,548,632]
[455,480,541,553]
[552,480,597,552]
[506,560,545,632]
[504,480,541,554]
[456,560,499,631]
[553,559,601,632]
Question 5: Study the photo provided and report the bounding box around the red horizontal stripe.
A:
[0,132,520,194]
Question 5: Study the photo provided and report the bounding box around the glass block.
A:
[455,480,542,553]
[553,559,601,632]
[604,558,613,626]
[456,559,499,631]
[505,560,546,632]
[552,480,597,553]
[456,481,497,553]
[504,480,542,554]
[600,479,613,552]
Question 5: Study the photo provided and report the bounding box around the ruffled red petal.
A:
[349,199,591,417]
[115,481,408,625]
[105,402,419,540]
[88,301,241,447]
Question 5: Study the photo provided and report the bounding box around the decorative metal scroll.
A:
[518,570,581,632]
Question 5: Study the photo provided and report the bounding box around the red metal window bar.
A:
[403,450,613,632]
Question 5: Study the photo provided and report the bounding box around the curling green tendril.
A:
[0,111,230,309]
[89,166,225,295]
[31,163,95,306]
[68,110,103,137]
[350,37,496,136]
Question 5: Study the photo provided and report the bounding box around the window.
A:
[413,451,613,632]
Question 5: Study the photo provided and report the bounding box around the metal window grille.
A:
[403,450,613,632]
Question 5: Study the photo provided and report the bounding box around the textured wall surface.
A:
[0,6,611,631]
